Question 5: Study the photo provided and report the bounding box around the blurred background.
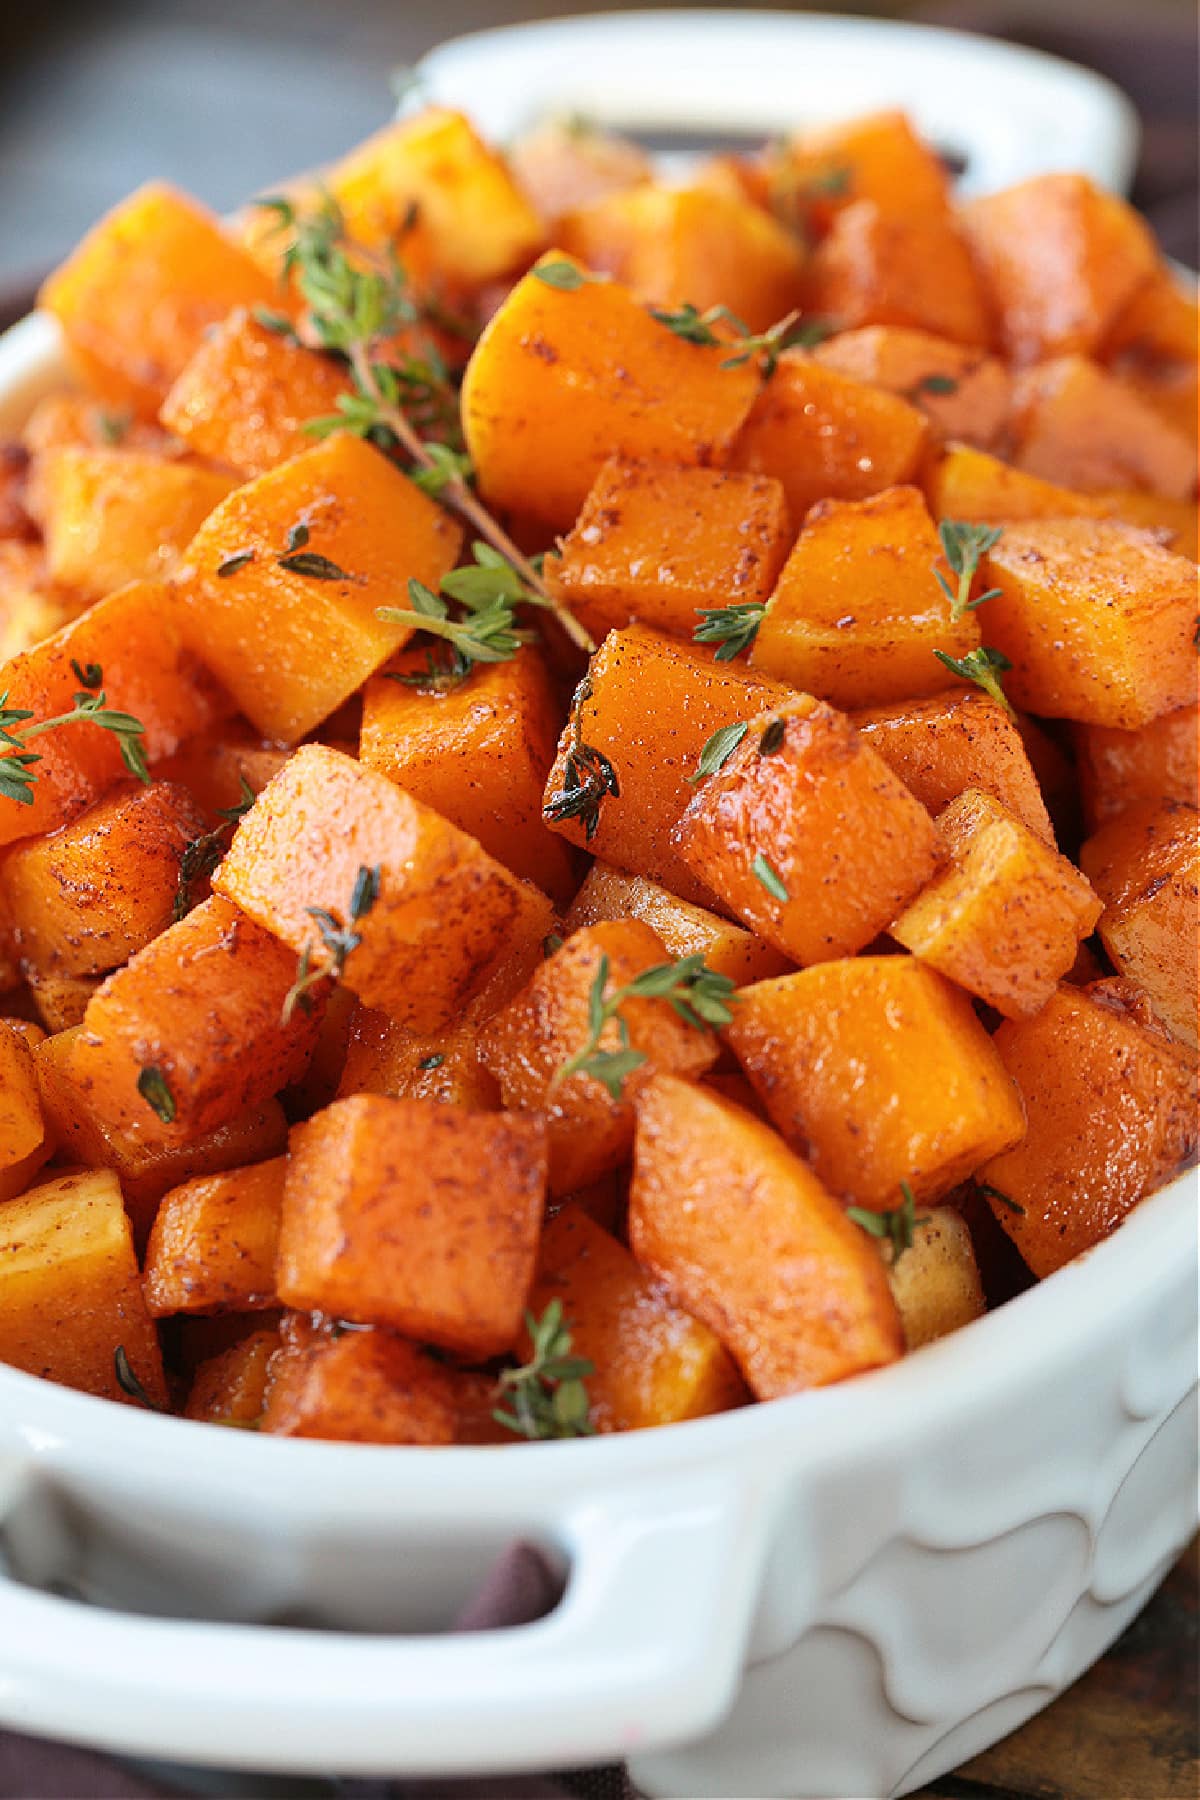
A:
[0,0,1195,315]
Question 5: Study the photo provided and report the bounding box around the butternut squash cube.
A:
[21,393,180,459]
[215,745,531,1030]
[769,111,952,234]
[731,353,929,524]
[0,1020,50,1201]
[808,200,991,348]
[630,1076,904,1398]
[1075,705,1198,831]
[981,518,1195,729]
[173,431,461,743]
[545,459,792,646]
[143,1157,285,1317]
[528,1204,748,1431]
[565,862,791,985]
[960,174,1159,366]
[1103,267,1200,366]
[1009,356,1197,499]
[184,1326,279,1425]
[25,967,101,1033]
[39,183,278,416]
[478,920,721,1195]
[750,485,978,707]
[541,624,794,907]
[980,984,1197,1277]
[509,117,652,230]
[674,696,940,964]
[0,542,80,665]
[1091,491,1198,563]
[923,442,1110,526]
[885,1206,985,1351]
[277,1095,545,1357]
[152,723,291,820]
[726,956,1025,1208]
[1081,798,1199,1048]
[815,327,1011,450]
[0,1168,166,1405]
[0,779,207,976]
[892,790,1102,1017]
[359,646,575,904]
[461,256,760,531]
[159,309,354,478]
[261,1319,457,1444]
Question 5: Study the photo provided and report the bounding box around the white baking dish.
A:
[0,16,1194,1793]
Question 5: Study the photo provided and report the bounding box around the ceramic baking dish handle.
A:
[0,1465,776,1775]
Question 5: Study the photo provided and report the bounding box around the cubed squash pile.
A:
[0,102,1192,1443]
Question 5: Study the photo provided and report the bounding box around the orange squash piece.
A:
[0,1020,50,1202]
[528,1204,748,1431]
[1103,267,1199,366]
[478,920,721,1195]
[1009,356,1197,500]
[278,1095,545,1356]
[852,688,1055,844]
[630,1075,904,1398]
[1080,798,1199,1048]
[261,1318,458,1444]
[541,624,794,907]
[509,118,652,230]
[545,459,793,646]
[730,353,929,524]
[215,744,531,1030]
[980,984,1196,1277]
[674,695,940,965]
[814,327,1011,449]
[0,579,223,849]
[21,393,180,459]
[143,1157,286,1317]
[808,200,992,348]
[0,1168,167,1405]
[891,790,1102,1018]
[184,1326,279,1424]
[769,111,952,235]
[152,724,291,820]
[0,779,207,976]
[725,956,1025,1209]
[0,542,80,665]
[359,646,575,904]
[564,862,791,985]
[980,518,1196,729]
[750,484,978,707]
[39,182,278,416]
[173,431,461,743]
[1075,705,1198,831]
[159,309,354,477]
[25,968,101,1033]
[960,174,1159,366]
[923,442,1109,525]
[461,255,761,531]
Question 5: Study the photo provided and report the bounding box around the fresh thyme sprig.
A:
[0,675,149,805]
[282,863,381,1023]
[378,575,534,677]
[934,521,1003,622]
[649,302,833,376]
[693,601,766,662]
[114,1345,165,1411]
[137,1065,177,1124]
[752,853,789,902]
[174,776,257,922]
[492,1298,595,1440]
[847,1180,928,1266]
[543,676,620,842]
[550,951,737,1101]
[978,1180,1026,1216]
[933,645,1014,714]
[532,260,608,292]
[687,721,749,785]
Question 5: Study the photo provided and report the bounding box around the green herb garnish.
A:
[114,1346,164,1411]
[0,678,149,805]
[532,260,604,292]
[688,721,749,785]
[282,863,382,1022]
[649,301,829,376]
[174,776,257,922]
[693,601,766,661]
[751,853,789,902]
[978,1180,1026,1216]
[757,716,786,755]
[933,645,1014,714]
[551,951,737,1101]
[216,551,255,579]
[848,1180,927,1265]
[492,1298,595,1440]
[934,520,1003,622]
[137,1065,176,1125]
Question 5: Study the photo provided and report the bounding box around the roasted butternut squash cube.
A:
[892,790,1102,1017]
[173,431,461,743]
[215,745,531,1030]
[261,1318,457,1444]
[1075,705,1198,831]
[769,111,951,235]
[981,518,1196,729]
[35,448,236,602]
[750,485,977,707]
[0,1168,166,1404]
[725,957,1025,1210]
[478,920,721,1194]
[461,256,760,531]
[25,967,101,1033]
[277,1095,545,1356]
[980,984,1196,1277]
[1093,492,1198,563]
[808,201,991,348]
[0,579,222,848]
[21,393,180,459]
[852,688,1055,844]
[143,1156,285,1317]
[960,174,1159,366]
[1103,267,1200,366]
[731,353,929,524]
[630,1076,903,1398]
[558,184,805,331]
[541,624,794,907]
[674,696,940,964]
[509,117,652,229]
[923,442,1110,526]
[528,1204,747,1431]
[885,1206,985,1351]
[1081,799,1199,1048]
[1009,356,1197,500]
[68,896,320,1144]
[564,863,791,985]
[39,183,278,416]
[0,1020,50,1201]
[184,1326,279,1425]
[359,647,574,904]
[545,459,792,646]
[815,328,1011,450]
[152,723,290,820]
[0,542,81,664]
[0,779,207,976]
[159,309,353,478]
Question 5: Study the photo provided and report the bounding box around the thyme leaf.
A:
[550,951,737,1100]
[114,1346,164,1411]
[173,776,257,922]
[492,1298,595,1440]
[751,853,789,901]
[543,677,619,842]
[848,1180,928,1266]
[687,721,748,785]
[693,601,766,661]
[137,1065,177,1124]
[0,678,149,804]
[934,520,1004,621]
[933,645,1014,714]
[978,1180,1026,1216]
[281,863,382,1022]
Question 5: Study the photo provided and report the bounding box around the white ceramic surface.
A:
[0,19,1194,1794]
